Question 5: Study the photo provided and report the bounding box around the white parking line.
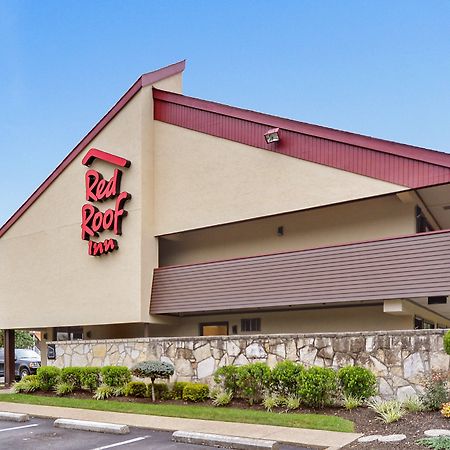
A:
[0,423,39,433]
[91,436,149,449]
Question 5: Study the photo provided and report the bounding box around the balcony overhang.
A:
[150,230,450,318]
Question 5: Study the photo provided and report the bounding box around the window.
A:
[241,318,261,332]
[416,206,433,233]
[199,322,228,336]
[56,327,83,341]
[414,316,435,329]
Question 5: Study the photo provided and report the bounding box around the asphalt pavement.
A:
[0,417,312,450]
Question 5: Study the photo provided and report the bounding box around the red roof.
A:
[3,60,450,238]
[153,88,450,188]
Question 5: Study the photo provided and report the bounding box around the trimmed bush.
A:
[36,366,61,391]
[182,383,209,402]
[80,367,101,391]
[172,381,189,400]
[101,366,131,388]
[214,365,240,396]
[124,381,147,398]
[298,366,338,407]
[236,363,271,405]
[444,330,450,356]
[152,383,171,400]
[337,366,377,400]
[132,361,174,402]
[270,361,304,397]
[60,367,83,389]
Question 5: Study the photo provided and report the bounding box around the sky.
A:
[1,1,450,226]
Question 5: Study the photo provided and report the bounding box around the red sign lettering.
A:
[81,149,131,256]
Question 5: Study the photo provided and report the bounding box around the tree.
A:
[131,361,174,402]
[0,330,34,349]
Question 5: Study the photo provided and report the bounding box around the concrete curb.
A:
[172,430,280,449]
[54,418,130,434]
[0,412,29,422]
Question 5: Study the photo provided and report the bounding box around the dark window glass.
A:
[241,318,261,332]
[414,316,435,329]
[56,327,83,341]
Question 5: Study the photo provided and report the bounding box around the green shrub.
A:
[444,330,450,356]
[13,375,41,393]
[131,361,174,402]
[337,366,377,400]
[172,381,189,400]
[36,366,61,391]
[182,383,209,402]
[101,366,131,388]
[55,381,75,396]
[214,365,240,396]
[270,361,304,397]
[211,389,233,407]
[60,367,83,389]
[93,384,115,400]
[420,370,449,411]
[298,366,337,407]
[124,381,147,397]
[80,367,101,391]
[152,383,171,400]
[236,363,271,405]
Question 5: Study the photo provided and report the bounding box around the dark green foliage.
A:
[182,383,209,402]
[0,330,34,349]
[236,363,271,405]
[444,330,450,356]
[101,366,131,387]
[79,367,101,391]
[131,361,174,381]
[36,366,61,391]
[60,367,83,389]
[298,367,338,407]
[420,370,449,411]
[152,383,171,400]
[214,365,240,396]
[270,361,304,397]
[124,381,147,397]
[172,381,189,400]
[337,366,377,400]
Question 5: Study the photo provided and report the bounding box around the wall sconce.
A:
[86,331,92,338]
[277,226,284,236]
[264,127,280,144]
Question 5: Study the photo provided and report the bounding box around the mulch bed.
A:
[16,392,450,449]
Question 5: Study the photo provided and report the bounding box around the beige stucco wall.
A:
[145,302,450,337]
[159,194,416,266]
[0,74,182,330]
[154,122,407,235]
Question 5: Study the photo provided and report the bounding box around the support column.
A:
[4,330,15,387]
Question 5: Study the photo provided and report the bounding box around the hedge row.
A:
[214,361,377,407]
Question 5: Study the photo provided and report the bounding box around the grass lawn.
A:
[0,393,354,433]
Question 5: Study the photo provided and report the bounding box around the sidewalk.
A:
[0,401,361,449]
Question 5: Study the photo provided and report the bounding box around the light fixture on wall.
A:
[277,226,284,236]
[264,127,280,144]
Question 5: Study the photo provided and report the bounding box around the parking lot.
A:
[0,416,311,450]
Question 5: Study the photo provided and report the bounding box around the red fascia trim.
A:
[0,61,186,239]
[153,89,450,169]
[155,228,450,272]
[82,148,131,167]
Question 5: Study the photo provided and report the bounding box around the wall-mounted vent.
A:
[428,296,448,305]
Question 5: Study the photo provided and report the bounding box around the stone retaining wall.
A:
[48,329,449,399]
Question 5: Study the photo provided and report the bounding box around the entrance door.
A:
[199,322,228,336]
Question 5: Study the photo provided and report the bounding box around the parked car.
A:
[0,348,41,379]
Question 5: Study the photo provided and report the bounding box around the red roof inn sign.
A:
[81,149,131,256]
